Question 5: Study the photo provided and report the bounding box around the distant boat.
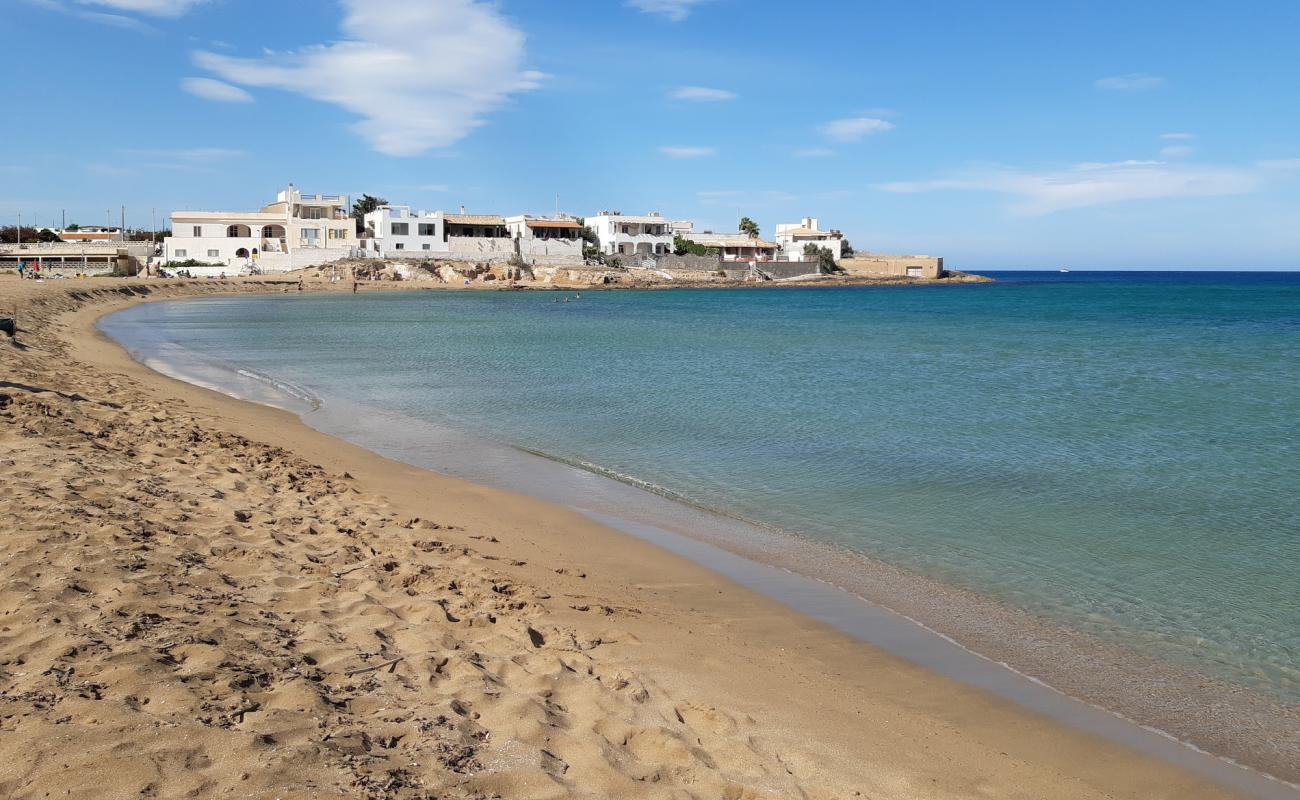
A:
[1059,268,1071,273]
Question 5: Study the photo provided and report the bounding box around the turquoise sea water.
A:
[104,272,1300,710]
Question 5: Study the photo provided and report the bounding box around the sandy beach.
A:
[0,275,1271,798]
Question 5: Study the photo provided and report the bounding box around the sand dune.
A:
[0,275,1257,798]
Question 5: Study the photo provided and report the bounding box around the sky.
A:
[5,0,1300,269]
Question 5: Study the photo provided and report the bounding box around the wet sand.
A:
[0,274,1286,798]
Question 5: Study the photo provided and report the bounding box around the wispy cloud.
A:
[659,146,716,159]
[1161,132,1196,140]
[85,163,135,177]
[1258,158,1300,171]
[181,77,253,103]
[819,117,894,143]
[698,189,798,206]
[669,86,736,102]
[1094,73,1165,91]
[626,0,708,21]
[879,159,1276,215]
[24,0,155,30]
[74,0,207,16]
[793,148,834,158]
[1160,145,1195,158]
[193,0,542,157]
[115,147,244,173]
[121,147,243,163]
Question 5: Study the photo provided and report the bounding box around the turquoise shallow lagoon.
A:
[103,272,1299,710]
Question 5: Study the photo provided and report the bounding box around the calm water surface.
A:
[104,272,1300,706]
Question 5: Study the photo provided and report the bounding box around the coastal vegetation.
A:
[350,193,388,234]
[738,216,760,238]
[673,234,718,256]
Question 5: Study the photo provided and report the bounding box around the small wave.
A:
[233,368,322,410]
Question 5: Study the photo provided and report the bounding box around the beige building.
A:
[683,232,781,262]
[840,252,945,279]
[164,186,353,275]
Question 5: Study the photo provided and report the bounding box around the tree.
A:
[738,216,759,238]
[66,223,80,231]
[673,234,718,257]
[350,194,388,234]
[840,238,855,258]
[805,243,842,274]
[36,228,62,243]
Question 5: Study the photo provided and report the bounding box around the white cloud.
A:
[880,160,1271,215]
[1094,73,1165,91]
[1258,158,1300,171]
[75,0,206,16]
[793,148,834,158]
[193,0,541,157]
[1160,145,1195,158]
[819,117,894,143]
[627,0,707,21]
[669,86,736,101]
[659,146,716,158]
[181,77,253,103]
[1161,132,1196,140]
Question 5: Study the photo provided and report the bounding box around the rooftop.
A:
[445,214,506,225]
[686,233,779,248]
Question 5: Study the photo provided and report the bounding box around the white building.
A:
[585,211,687,257]
[164,186,353,275]
[775,217,843,262]
[360,206,446,257]
[505,215,583,261]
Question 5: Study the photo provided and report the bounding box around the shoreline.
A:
[99,291,1300,792]
[2,275,1290,798]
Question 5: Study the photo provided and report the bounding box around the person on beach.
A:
[16,261,25,279]
[352,280,358,294]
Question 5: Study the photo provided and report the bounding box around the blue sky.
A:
[6,0,1299,269]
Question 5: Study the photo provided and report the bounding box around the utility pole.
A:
[62,209,65,230]
[120,206,125,241]
[16,213,21,248]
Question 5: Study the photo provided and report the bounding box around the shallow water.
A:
[99,272,1300,785]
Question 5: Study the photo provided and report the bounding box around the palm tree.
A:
[738,216,759,238]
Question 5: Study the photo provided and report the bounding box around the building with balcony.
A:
[585,211,689,257]
[51,226,124,242]
[163,186,352,274]
[774,217,843,262]
[359,206,446,257]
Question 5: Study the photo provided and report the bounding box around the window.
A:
[418,223,436,236]
[391,222,409,236]
[395,243,405,250]
[300,207,325,220]
[422,243,431,250]
[207,249,219,258]
[301,229,320,245]
[174,249,187,257]
[192,225,202,237]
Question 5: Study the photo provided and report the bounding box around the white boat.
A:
[1059,268,1070,273]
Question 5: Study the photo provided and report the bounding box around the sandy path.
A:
[0,275,1256,798]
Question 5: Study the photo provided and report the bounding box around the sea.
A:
[100,271,1300,790]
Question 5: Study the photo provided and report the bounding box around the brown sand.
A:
[0,275,1257,798]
